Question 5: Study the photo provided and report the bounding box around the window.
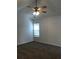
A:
[33,23,40,37]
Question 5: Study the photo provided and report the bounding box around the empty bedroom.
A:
[17,0,61,59]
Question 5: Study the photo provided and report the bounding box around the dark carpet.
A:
[17,41,61,59]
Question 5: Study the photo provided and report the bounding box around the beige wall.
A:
[35,16,61,47]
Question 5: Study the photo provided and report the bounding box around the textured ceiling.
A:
[17,0,61,16]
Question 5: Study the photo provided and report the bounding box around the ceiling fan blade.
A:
[36,6,47,13]
[41,6,47,8]
[42,10,47,13]
[41,7,47,13]
[26,5,32,8]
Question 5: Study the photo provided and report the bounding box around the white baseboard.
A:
[17,40,33,45]
[35,41,61,47]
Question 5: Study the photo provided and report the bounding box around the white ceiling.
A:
[17,0,61,16]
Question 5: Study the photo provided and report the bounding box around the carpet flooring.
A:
[17,41,61,59]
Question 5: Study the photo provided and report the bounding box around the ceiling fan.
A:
[27,0,47,16]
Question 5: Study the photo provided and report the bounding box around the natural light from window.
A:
[34,23,39,37]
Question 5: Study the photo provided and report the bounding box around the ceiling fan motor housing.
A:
[34,7,39,12]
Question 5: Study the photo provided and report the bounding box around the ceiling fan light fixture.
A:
[33,11,40,16]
